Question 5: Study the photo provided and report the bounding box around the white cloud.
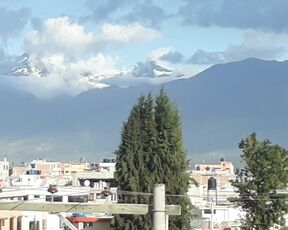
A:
[189,31,286,65]
[9,53,117,98]
[149,47,173,60]
[18,17,161,98]
[97,23,160,43]
[149,47,202,76]
[224,31,285,61]
[25,17,160,57]
[25,17,93,56]
[38,53,118,78]
[148,47,177,69]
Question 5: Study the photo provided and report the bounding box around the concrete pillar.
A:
[153,184,166,230]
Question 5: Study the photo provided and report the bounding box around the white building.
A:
[0,157,10,187]
[0,185,114,230]
[189,160,244,230]
[200,203,242,230]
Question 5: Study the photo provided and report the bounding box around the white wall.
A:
[202,206,242,228]
[46,214,61,230]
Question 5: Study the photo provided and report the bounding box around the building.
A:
[72,159,117,203]
[0,158,119,229]
[63,162,90,176]
[30,159,63,177]
[194,159,234,174]
[11,164,28,178]
[0,210,60,230]
[189,159,243,230]
[67,213,113,230]
[0,157,10,188]
[0,185,114,230]
[200,204,242,230]
[189,159,236,206]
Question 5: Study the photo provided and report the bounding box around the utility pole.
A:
[153,184,166,230]
[210,199,214,230]
[0,184,182,229]
[0,200,181,215]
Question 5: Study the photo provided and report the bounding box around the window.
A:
[29,221,40,230]
[204,209,216,214]
[96,193,102,199]
[46,195,63,202]
[10,217,14,230]
[112,193,117,201]
[84,222,93,227]
[0,219,5,227]
[68,195,88,203]
[17,217,22,230]
[42,220,47,230]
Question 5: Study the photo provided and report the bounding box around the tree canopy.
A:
[231,133,288,230]
[114,90,192,230]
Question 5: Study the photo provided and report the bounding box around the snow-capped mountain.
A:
[130,60,183,78]
[3,54,184,97]
[78,59,184,89]
[7,55,181,80]
[99,60,184,89]
[6,53,48,77]
[79,71,110,89]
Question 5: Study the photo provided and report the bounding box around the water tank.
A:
[47,184,58,194]
[73,213,85,217]
[208,177,217,190]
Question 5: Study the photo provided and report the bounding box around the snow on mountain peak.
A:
[130,59,183,78]
[6,53,48,78]
[2,54,185,98]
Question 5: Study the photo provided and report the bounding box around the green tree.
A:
[231,133,288,230]
[114,95,152,229]
[154,89,192,229]
[114,90,192,229]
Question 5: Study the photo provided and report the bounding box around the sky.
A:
[0,0,288,97]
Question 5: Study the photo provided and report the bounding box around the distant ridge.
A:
[0,58,287,165]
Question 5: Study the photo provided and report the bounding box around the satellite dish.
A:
[84,180,90,187]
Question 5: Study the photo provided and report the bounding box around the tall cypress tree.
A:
[154,89,192,230]
[114,90,192,229]
[114,95,154,230]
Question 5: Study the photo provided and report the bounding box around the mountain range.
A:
[0,57,287,166]
[3,54,182,91]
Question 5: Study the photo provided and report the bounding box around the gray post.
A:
[153,184,166,230]
[210,199,214,230]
